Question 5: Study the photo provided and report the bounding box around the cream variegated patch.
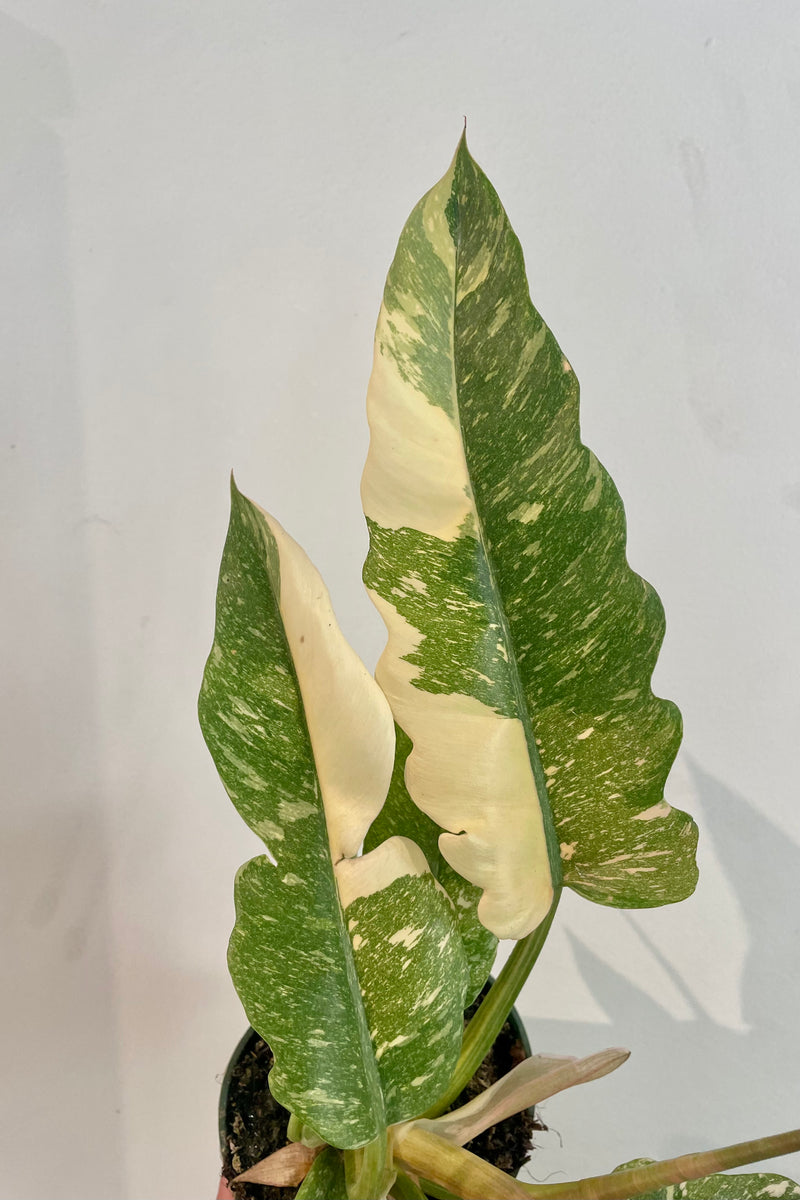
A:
[335,835,429,908]
[361,340,471,542]
[260,507,395,862]
[369,591,553,939]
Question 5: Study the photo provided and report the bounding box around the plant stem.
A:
[394,1125,529,1199]
[517,1126,800,1199]
[344,1134,389,1200]
[396,1122,800,1200]
[425,889,561,1118]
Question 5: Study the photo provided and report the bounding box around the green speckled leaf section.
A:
[229,856,378,1145]
[363,138,698,916]
[345,867,469,1123]
[613,1159,800,1198]
[677,1173,800,1197]
[199,482,383,1147]
[364,726,497,1002]
[295,1147,347,1199]
[453,145,697,907]
[610,1157,670,1200]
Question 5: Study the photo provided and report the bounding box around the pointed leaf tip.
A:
[456,122,474,167]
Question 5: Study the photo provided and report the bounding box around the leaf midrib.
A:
[447,151,562,887]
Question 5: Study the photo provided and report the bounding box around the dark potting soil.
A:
[221,985,544,1199]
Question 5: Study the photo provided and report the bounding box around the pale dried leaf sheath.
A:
[417,1047,629,1146]
[234,1141,320,1186]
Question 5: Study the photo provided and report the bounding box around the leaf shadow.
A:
[517,757,800,1183]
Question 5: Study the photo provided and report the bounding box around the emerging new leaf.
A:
[362,135,698,939]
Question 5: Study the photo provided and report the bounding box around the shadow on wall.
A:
[522,756,800,1180]
[0,12,125,1200]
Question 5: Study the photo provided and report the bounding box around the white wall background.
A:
[1,3,799,1197]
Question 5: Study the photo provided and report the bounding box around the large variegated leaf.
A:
[199,481,468,1144]
[361,135,698,939]
[613,1158,800,1199]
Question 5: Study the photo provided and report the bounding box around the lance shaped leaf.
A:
[361,135,698,939]
[199,480,468,1145]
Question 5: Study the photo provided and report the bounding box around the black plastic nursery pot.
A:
[219,984,541,1200]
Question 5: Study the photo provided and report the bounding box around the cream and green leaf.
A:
[362,134,698,940]
[199,481,468,1147]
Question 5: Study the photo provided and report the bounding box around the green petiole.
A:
[425,889,561,1119]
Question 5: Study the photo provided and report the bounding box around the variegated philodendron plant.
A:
[199,135,800,1200]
